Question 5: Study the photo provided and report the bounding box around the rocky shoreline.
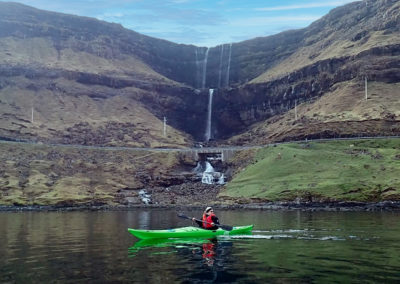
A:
[1,201,400,212]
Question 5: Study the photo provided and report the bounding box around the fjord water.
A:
[1,209,399,283]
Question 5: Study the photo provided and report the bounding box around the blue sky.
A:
[3,0,356,46]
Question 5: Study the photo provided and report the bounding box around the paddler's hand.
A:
[192,218,195,221]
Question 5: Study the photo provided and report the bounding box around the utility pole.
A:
[163,116,167,137]
[365,76,368,101]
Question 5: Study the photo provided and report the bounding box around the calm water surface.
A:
[1,209,399,283]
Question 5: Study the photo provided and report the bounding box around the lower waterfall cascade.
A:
[193,161,225,185]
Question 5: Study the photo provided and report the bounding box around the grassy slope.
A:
[252,31,400,83]
[0,77,191,148]
[220,139,400,202]
[0,37,175,83]
[251,0,400,84]
[227,81,400,145]
[0,142,183,206]
[0,37,192,148]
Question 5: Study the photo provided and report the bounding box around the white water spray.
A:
[225,43,232,87]
[205,88,214,141]
[139,189,151,204]
[193,161,225,185]
[218,173,225,185]
[193,162,203,174]
[195,48,200,88]
[201,48,210,89]
[218,44,224,88]
[201,161,215,184]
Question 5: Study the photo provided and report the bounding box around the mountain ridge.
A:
[0,0,399,145]
[0,0,399,206]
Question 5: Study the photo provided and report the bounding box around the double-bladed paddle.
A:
[177,213,233,231]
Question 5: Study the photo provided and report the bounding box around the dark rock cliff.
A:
[0,0,399,144]
[207,0,400,140]
[0,2,201,87]
[212,44,400,138]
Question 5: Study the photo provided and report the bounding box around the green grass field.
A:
[221,139,400,202]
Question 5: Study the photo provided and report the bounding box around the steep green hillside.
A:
[220,139,400,202]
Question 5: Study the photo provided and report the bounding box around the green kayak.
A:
[128,225,254,240]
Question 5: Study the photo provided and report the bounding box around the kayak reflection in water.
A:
[192,207,220,230]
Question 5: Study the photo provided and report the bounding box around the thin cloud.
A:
[255,0,356,11]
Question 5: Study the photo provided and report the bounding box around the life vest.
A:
[202,213,216,229]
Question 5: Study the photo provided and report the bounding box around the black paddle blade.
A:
[177,213,191,220]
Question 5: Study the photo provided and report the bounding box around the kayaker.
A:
[192,207,220,230]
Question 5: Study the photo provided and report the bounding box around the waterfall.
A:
[201,161,215,185]
[218,44,224,88]
[205,88,214,141]
[201,47,210,89]
[193,161,225,185]
[218,173,225,185]
[195,48,200,89]
[193,162,203,174]
[225,43,232,87]
[139,189,151,204]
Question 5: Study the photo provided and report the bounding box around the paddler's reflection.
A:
[202,242,216,266]
[202,238,217,266]
[190,238,217,266]
[130,236,232,268]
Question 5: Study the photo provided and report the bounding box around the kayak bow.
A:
[128,225,254,240]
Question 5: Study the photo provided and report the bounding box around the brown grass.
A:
[228,80,400,145]
[252,31,400,83]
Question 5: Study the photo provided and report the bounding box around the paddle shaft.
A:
[178,213,233,231]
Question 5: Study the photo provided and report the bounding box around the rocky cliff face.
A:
[0,2,212,144]
[0,63,207,146]
[213,44,400,139]
[0,3,200,86]
[0,0,399,145]
[0,0,399,207]
[209,0,400,141]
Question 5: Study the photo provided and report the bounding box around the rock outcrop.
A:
[0,0,399,145]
